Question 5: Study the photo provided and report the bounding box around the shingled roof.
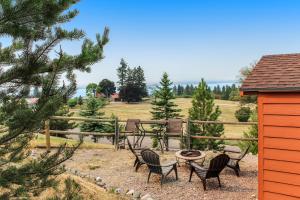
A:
[240,53,300,93]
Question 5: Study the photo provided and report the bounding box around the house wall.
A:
[258,93,300,200]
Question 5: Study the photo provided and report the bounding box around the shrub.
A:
[235,107,251,122]
[68,98,77,108]
[239,108,258,154]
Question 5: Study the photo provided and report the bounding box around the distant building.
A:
[25,98,39,107]
[95,92,106,98]
[110,93,120,102]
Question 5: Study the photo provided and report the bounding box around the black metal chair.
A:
[189,154,230,190]
[225,145,250,176]
[141,149,178,185]
[127,137,145,172]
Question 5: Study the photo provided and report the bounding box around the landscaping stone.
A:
[141,194,151,200]
[133,191,141,200]
[95,176,102,182]
[115,188,121,194]
[127,189,134,195]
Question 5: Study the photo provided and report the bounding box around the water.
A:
[73,80,237,97]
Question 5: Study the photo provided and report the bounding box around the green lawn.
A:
[32,134,114,149]
[98,98,252,138]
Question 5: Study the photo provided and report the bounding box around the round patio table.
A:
[175,150,206,166]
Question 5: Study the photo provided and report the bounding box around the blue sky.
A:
[25,1,300,86]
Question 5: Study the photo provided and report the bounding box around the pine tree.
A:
[77,95,83,106]
[151,73,182,120]
[189,79,224,150]
[117,58,128,88]
[0,1,109,198]
[135,66,148,97]
[79,96,114,142]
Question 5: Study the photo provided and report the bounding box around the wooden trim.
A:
[50,116,115,122]
[190,135,258,141]
[49,130,115,137]
[258,94,264,200]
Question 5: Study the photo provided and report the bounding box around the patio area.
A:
[64,148,258,200]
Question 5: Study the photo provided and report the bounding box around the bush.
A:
[239,108,258,154]
[235,107,251,122]
[68,98,77,108]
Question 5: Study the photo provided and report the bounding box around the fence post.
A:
[186,118,191,150]
[45,119,51,151]
[114,117,119,150]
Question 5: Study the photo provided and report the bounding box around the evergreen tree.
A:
[172,85,177,96]
[77,95,83,106]
[151,73,182,120]
[240,108,258,154]
[50,105,76,138]
[0,0,109,198]
[79,96,114,142]
[189,79,224,150]
[117,58,128,88]
[135,66,148,97]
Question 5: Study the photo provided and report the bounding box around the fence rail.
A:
[44,116,258,150]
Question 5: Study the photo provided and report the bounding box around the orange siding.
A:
[259,93,300,199]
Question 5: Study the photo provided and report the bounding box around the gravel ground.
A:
[64,148,258,200]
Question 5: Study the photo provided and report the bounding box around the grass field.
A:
[99,98,252,138]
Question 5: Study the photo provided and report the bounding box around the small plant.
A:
[235,107,251,122]
[239,108,258,154]
[68,98,78,108]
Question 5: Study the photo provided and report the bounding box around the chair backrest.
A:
[141,149,162,174]
[237,145,250,160]
[127,137,138,157]
[206,154,230,178]
[166,119,183,136]
[125,119,140,132]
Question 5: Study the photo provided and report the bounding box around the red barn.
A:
[241,53,300,200]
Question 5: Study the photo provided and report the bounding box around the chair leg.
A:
[133,158,138,167]
[160,175,164,185]
[189,167,194,182]
[135,162,142,172]
[234,167,240,177]
[174,166,178,180]
[202,179,207,191]
[217,176,221,188]
[147,171,151,183]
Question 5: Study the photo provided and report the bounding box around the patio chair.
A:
[141,149,178,185]
[225,145,250,176]
[119,119,142,148]
[189,154,230,190]
[127,137,145,172]
[164,119,183,151]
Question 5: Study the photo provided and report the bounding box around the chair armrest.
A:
[190,161,207,171]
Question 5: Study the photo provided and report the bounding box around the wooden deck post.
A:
[114,117,119,150]
[186,118,191,150]
[45,119,51,151]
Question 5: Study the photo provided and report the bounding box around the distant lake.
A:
[73,80,237,97]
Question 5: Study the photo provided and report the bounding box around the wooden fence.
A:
[44,116,258,150]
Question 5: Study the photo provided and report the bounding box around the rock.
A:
[96,182,106,187]
[146,198,154,200]
[133,191,141,200]
[95,177,102,182]
[141,194,151,200]
[115,188,121,194]
[127,189,134,195]
[251,194,256,198]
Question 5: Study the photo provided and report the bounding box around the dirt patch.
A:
[64,148,258,200]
